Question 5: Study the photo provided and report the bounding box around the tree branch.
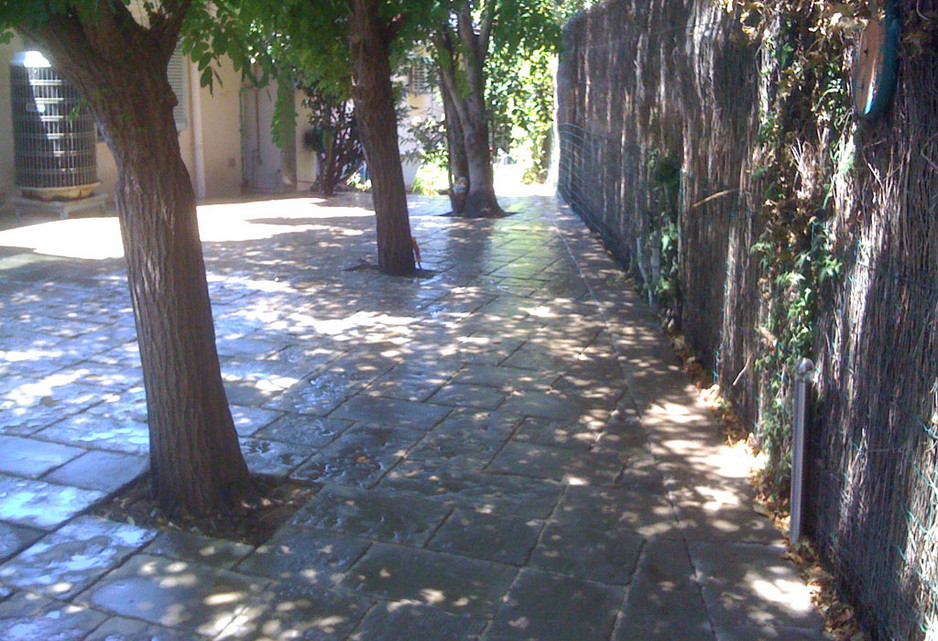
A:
[478,0,497,58]
[434,29,469,127]
[82,0,151,62]
[18,10,98,83]
[386,11,406,43]
[153,0,194,59]
[456,3,478,66]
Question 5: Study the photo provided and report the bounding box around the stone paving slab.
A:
[349,602,487,641]
[36,411,150,456]
[331,394,452,430]
[44,449,148,492]
[366,365,452,402]
[427,509,544,567]
[690,541,826,635]
[253,413,353,448]
[239,436,314,478]
[341,543,517,617]
[552,484,682,539]
[0,434,85,478]
[0,476,104,530]
[81,553,269,637]
[0,591,108,641]
[235,524,370,587]
[486,568,624,641]
[380,460,565,520]
[488,440,629,486]
[616,537,713,640]
[511,415,602,450]
[291,425,426,488]
[0,521,43,564]
[218,579,373,641]
[86,617,211,641]
[291,484,450,546]
[146,529,255,570]
[0,193,831,640]
[0,515,156,600]
[528,521,644,585]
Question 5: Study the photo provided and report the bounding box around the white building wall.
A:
[0,37,245,215]
[1,34,437,214]
[0,35,23,213]
[294,91,318,192]
[400,88,443,189]
[196,58,243,198]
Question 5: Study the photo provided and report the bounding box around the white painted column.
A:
[189,60,207,200]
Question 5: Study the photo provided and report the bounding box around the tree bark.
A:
[438,64,469,214]
[460,75,502,218]
[348,0,416,275]
[434,3,504,218]
[321,126,339,196]
[23,4,253,517]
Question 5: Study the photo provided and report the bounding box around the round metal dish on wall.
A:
[851,1,900,121]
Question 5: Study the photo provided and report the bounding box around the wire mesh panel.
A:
[9,51,97,194]
[810,249,938,641]
[557,1,938,639]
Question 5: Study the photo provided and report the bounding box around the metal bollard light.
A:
[790,358,815,546]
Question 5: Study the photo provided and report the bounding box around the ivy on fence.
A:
[557,1,938,639]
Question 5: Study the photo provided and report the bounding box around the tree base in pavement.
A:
[92,473,316,546]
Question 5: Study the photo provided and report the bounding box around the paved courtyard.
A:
[0,192,828,640]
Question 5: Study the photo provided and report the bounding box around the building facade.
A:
[0,31,437,218]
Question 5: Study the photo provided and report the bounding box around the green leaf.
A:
[200,64,214,89]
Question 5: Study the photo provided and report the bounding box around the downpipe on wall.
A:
[790,357,815,546]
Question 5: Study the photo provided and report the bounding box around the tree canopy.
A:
[428,0,568,215]
[191,0,431,273]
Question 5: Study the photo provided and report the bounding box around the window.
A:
[166,46,188,132]
[407,59,434,94]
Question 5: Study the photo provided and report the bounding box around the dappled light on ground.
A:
[0,193,827,640]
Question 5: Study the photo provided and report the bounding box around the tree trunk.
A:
[24,8,254,517]
[348,0,416,276]
[439,70,469,214]
[322,127,338,196]
[110,79,254,517]
[434,5,504,218]
[460,79,502,218]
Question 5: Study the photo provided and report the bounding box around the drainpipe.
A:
[790,358,815,546]
[189,60,207,200]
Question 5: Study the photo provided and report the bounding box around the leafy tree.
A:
[302,81,364,196]
[486,46,554,183]
[0,0,253,516]
[202,0,422,274]
[432,0,564,217]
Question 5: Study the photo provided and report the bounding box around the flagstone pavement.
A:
[0,192,829,640]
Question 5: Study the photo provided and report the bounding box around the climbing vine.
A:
[740,0,853,501]
[646,149,682,326]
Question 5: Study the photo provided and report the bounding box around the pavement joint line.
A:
[0,194,829,640]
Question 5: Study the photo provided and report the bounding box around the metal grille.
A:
[9,51,97,192]
[407,59,434,94]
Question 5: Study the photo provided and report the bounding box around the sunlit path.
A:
[0,194,825,640]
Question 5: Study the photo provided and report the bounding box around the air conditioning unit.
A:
[9,50,99,201]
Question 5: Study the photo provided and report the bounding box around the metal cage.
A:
[9,51,97,198]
